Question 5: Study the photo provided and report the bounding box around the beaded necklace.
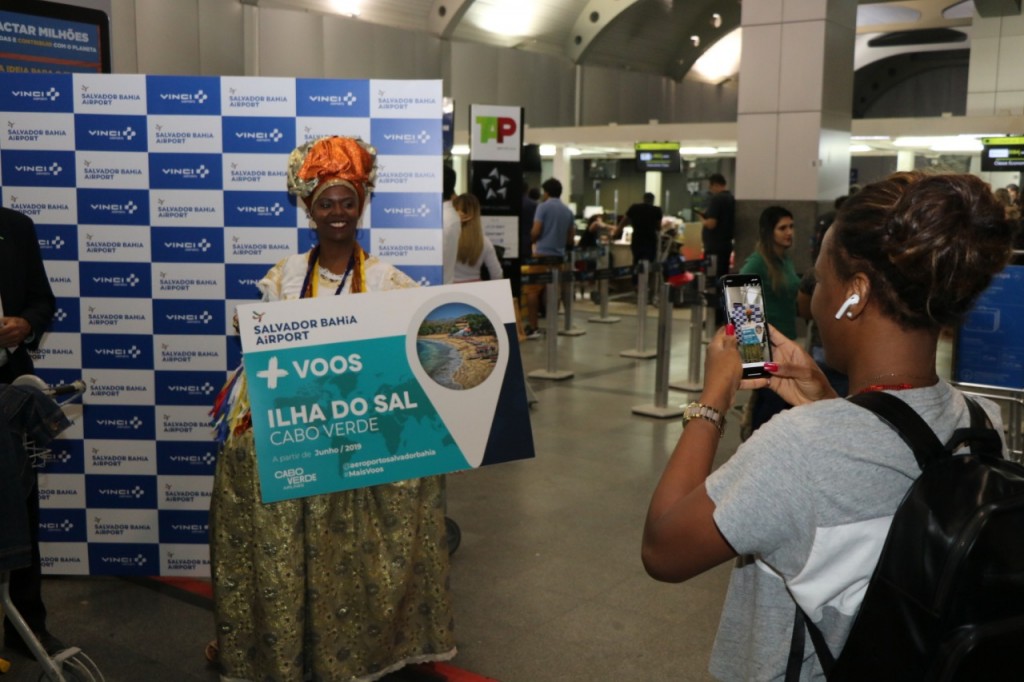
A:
[300,244,365,298]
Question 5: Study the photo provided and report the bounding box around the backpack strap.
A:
[945,397,1003,459]
[848,391,946,469]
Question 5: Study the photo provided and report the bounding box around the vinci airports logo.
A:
[371,119,442,156]
[79,262,152,298]
[224,191,294,228]
[146,75,220,115]
[84,405,156,441]
[152,228,224,264]
[2,150,75,187]
[88,545,160,576]
[371,192,439,229]
[150,153,223,190]
[36,225,78,261]
[81,333,153,370]
[77,188,150,226]
[0,73,72,112]
[296,78,369,117]
[74,114,148,152]
[222,116,294,154]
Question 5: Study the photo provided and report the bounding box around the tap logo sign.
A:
[470,104,522,162]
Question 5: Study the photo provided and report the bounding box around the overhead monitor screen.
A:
[981,136,1024,172]
[635,142,681,173]
[0,0,110,74]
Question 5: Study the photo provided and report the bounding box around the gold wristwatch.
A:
[682,402,726,434]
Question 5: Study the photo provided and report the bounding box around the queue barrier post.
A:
[671,270,708,393]
[621,259,657,359]
[633,282,685,418]
[560,251,585,337]
[527,263,573,381]
[588,245,621,324]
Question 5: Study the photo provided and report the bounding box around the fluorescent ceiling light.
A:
[539,144,557,157]
[474,0,534,38]
[690,28,740,84]
[852,135,890,141]
[565,147,582,157]
[451,144,470,156]
[329,0,360,16]
[931,138,984,152]
[893,136,947,147]
[716,146,737,154]
[679,146,717,155]
[850,144,872,153]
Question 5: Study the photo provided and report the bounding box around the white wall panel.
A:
[135,0,200,75]
[258,8,324,77]
[198,0,245,76]
[323,17,441,80]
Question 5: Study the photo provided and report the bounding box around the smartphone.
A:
[719,274,772,378]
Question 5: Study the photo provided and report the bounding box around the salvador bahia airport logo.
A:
[7,118,70,144]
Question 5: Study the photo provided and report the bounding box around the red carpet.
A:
[147,578,499,681]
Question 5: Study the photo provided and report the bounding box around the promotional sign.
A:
[238,281,534,502]
[470,104,523,254]
[1,73,443,576]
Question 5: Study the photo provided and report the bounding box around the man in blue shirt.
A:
[524,178,574,337]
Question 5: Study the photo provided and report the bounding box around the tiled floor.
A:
[0,297,756,681]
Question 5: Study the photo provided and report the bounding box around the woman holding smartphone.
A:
[643,172,1013,681]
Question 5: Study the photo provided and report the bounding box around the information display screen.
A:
[635,142,681,173]
[0,0,110,74]
[981,136,1024,172]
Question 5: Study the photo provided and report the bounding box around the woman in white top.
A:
[452,192,503,283]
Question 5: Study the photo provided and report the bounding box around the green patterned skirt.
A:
[210,431,456,682]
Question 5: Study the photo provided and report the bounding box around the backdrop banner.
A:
[0,73,444,576]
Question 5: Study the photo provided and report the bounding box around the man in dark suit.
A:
[0,205,59,656]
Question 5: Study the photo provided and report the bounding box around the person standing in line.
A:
[738,206,800,435]
[699,173,735,326]
[617,192,663,301]
[617,191,662,264]
[524,178,574,338]
[0,205,60,657]
[441,165,460,285]
[209,136,455,682]
[452,193,503,283]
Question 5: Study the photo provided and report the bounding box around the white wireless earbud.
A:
[834,293,861,320]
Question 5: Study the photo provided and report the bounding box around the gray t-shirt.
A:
[705,381,1001,681]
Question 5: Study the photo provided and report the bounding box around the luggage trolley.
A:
[0,376,104,682]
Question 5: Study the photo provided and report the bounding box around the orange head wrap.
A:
[286,136,377,212]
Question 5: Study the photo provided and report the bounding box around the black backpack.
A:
[787,391,1024,681]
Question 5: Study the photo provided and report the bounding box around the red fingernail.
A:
[764,362,778,372]
[725,324,735,336]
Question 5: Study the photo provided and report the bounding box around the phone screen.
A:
[720,274,772,378]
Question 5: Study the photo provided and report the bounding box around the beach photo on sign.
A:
[416,303,499,390]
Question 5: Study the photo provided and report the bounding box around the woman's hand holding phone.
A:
[741,325,837,406]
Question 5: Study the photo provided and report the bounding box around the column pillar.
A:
[896,150,916,172]
[734,1,857,274]
[645,171,663,211]
[966,10,1024,188]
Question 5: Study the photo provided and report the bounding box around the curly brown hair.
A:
[829,171,1013,330]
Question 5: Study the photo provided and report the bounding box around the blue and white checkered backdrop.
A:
[0,73,444,577]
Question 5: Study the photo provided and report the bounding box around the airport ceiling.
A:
[246,0,991,83]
